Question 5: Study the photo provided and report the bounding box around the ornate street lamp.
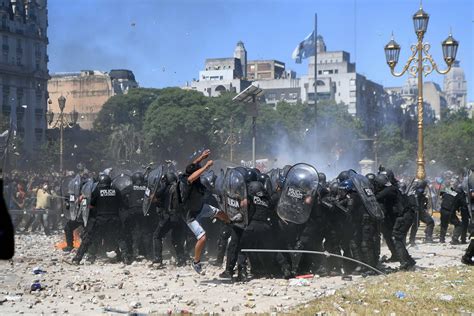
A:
[384,3,458,180]
[48,96,78,173]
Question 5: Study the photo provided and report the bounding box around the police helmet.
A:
[244,168,259,183]
[318,172,327,186]
[366,173,376,182]
[247,181,267,198]
[337,170,351,182]
[339,179,354,192]
[163,172,178,185]
[375,174,391,188]
[329,181,339,195]
[98,174,112,187]
[131,172,145,185]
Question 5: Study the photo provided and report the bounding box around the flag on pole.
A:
[291,30,315,63]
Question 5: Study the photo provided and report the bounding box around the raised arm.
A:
[188,160,213,184]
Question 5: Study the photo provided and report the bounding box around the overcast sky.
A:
[48,0,473,101]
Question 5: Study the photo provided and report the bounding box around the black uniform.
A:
[152,181,186,265]
[292,190,326,275]
[376,185,399,261]
[320,192,351,274]
[73,181,130,264]
[439,188,463,243]
[237,182,292,279]
[377,184,415,269]
[122,183,147,258]
[409,190,434,244]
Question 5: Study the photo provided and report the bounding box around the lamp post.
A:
[384,4,458,180]
[46,96,79,173]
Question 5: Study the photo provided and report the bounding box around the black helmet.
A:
[200,172,216,191]
[247,181,268,198]
[163,172,178,185]
[379,169,397,186]
[337,170,350,182]
[131,172,145,185]
[414,179,428,191]
[98,174,112,187]
[366,173,376,181]
[375,174,391,188]
[244,169,259,183]
[318,172,327,186]
[250,168,261,175]
[329,181,339,195]
[257,173,269,185]
[258,173,273,193]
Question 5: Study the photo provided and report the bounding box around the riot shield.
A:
[79,179,95,227]
[223,168,248,229]
[68,175,82,221]
[60,175,73,216]
[351,173,384,220]
[112,173,133,193]
[110,168,132,180]
[276,163,319,224]
[463,169,473,216]
[267,168,281,192]
[201,170,216,192]
[142,166,164,215]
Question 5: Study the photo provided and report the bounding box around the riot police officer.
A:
[152,172,186,266]
[375,174,415,270]
[238,180,293,279]
[122,172,147,259]
[73,174,131,265]
[439,186,464,244]
[408,180,435,245]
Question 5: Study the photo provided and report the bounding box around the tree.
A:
[143,88,211,163]
[93,88,160,135]
[377,124,415,174]
[425,117,474,173]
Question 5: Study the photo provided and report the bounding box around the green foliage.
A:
[377,124,415,173]
[93,88,160,134]
[425,116,474,172]
[91,86,472,173]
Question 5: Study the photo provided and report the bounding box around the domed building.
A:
[443,61,467,111]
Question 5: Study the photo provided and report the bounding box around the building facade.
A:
[0,0,49,151]
[247,60,288,80]
[47,69,138,130]
[443,61,467,111]
[183,42,252,97]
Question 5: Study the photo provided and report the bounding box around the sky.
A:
[48,0,473,101]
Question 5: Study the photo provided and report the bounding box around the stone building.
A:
[247,60,288,80]
[443,61,467,111]
[0,0,49,151]
[183,42,252,97]
[47,69,138,130]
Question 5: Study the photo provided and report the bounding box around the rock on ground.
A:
[0,233,467,315]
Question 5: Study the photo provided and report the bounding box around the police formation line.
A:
[44,150,474,280]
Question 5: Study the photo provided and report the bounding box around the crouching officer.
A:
[73,174,131,265]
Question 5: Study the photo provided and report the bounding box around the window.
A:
[350,78,356,86]
[318,70,322,75]
[350,91,356,97]
[267,93,276,100]
[335,69,338,74]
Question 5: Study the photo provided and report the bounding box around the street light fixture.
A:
[384,3,458,180]
[48,96,78,173]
